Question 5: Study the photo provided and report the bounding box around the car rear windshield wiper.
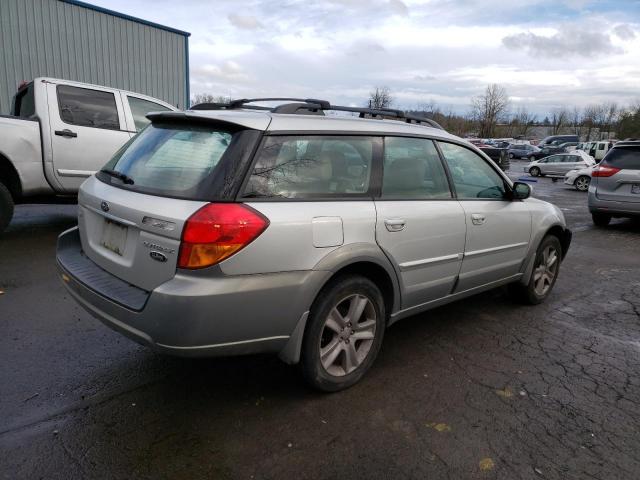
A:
[100,168,134,185]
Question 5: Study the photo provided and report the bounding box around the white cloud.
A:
[502,28,623,57]
[227,14,263,30]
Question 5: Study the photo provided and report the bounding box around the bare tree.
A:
[368,86,393,109]
[190,93,231,107]
[583,105,598,141]
[571,107,582,136]
[515,107,537,136]
[471,84,509,138]
[603,102,619,139]
[550,108,569,135]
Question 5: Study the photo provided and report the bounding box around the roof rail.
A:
[189,98,445,130]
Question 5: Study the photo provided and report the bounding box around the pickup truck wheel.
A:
[510,235,562,305]
[529,167,541,177]
[575,176,590,191]
[300,275,385,392]
[0,182,14,233]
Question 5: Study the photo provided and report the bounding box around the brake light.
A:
[178,203,269,269]
[592,165,620,177]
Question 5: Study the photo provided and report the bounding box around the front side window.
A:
[438,142,507,199]
[242,136,374,199]
[128,96,172,131]
[57,85,119,130]
[382,137,451,199]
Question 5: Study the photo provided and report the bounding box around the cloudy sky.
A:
[92,0,639,115]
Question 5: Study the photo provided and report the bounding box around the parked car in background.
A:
[0,77,177,232]
[589,141,614,162]
[537,135,579,148]
[56,98,571,391]
[589,140,640,226]
[564,165,594,191]
[525,151,595,177]
[540,142,578,156]
[508,143,544,160]
[477,144,510,171]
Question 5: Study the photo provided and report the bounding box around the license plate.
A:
[101,219,127,256]
[632,184,640,194]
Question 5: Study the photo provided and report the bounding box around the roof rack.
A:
[190,98,444,130]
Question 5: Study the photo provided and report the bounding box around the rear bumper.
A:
[57,227,327,358]
[588,195,640,217]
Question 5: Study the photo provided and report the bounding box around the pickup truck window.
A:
[57,85,120,130]
[13,83,35,118]
[127,96,172,131]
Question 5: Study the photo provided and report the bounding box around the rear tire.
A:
[0,182,14,233]
[529,155,536,162]
[508,153,514,159]
[510,235,562,305]
[300,275,385,392]
[529,167,541,177]
[592,213,611,227]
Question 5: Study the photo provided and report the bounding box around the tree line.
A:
[368,85,640,140]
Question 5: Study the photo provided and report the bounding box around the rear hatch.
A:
[78,114,266,291]
[594,145,640,203]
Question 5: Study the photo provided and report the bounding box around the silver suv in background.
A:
[56,99,571,391]
[589,140,640,226]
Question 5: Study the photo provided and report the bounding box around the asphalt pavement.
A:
[1,164,639,479]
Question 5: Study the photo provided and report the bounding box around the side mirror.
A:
[511,182,531,200]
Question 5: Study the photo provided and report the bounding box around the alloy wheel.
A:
[532,246,559,296]
[575,176,590,191]
[319,294,377,376]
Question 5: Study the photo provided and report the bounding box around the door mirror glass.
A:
[512,182,531,200]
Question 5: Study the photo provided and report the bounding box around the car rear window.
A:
[98,123,238,200]
[242,136,374,199]
[602,146,640,170]
[12,83,35,118]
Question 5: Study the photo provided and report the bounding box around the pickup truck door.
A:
[46,83,132,192]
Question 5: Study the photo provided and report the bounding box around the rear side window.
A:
[438,142,506,199]
[242,136,374,199]
[12,83,35,118]
[603,147,640,170]
[382,137,451,199]
[99,123,234,199]
[57,85,120,130]
[128,96,172,131]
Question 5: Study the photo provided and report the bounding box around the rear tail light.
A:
[178,203,269,269]
[591,165,620,177]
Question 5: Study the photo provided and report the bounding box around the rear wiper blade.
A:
[100,168,134,185]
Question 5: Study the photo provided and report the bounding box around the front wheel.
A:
[0,182,14,234]
[529,166,541,177]
[574,175,590,192]
[300,275,385,392]
[529,155,536,162]
[510,235,562,305]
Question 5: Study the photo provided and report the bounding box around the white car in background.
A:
[525,151,595,177]
[564,165,594,191]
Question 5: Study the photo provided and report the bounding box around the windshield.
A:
[97,123,238,200]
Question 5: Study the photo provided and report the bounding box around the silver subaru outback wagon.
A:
[56,99,571,391]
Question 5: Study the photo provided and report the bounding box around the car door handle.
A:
[384,218,406,232]
[471,214,486,225]
[55,129,78,138]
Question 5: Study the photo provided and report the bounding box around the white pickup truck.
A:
[0,77,177,232]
